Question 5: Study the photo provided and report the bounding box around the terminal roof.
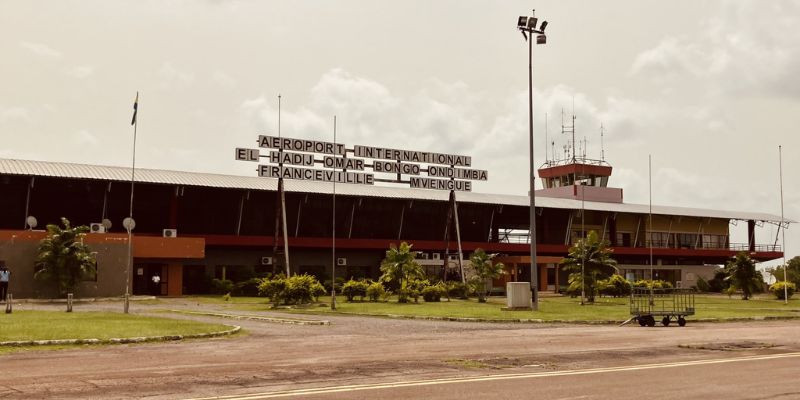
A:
[0,158,790,223]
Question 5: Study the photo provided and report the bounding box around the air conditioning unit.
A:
[89,223,106,233]
[162,229,178,238]
[418,252,430,260]
[337,257,347,266]
[261,256,273,265]
[431,253,441,260]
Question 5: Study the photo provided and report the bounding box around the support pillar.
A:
[747,220,756,252]
[167,263,183,296]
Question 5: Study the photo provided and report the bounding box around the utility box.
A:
[504,282,533,311]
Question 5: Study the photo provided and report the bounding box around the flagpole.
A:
[331,115,337,310]
[124,92,139,314]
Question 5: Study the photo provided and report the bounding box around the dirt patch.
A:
[679,341,777,351]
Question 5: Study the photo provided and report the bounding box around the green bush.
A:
[695,276,711,292]
[366,282,386,302]
[597,274,632,297]
[341,279,370,302]
[232,278,261,296]
[211,279,234,295]
[323,277,345,295]
[444,281,468,300]
[311,281,326,301]
[257,273,323,305]
[769,281,796,300]
[632,279,673,290]
[421,284,446,302]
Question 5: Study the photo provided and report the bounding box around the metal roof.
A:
[0,158,790,223]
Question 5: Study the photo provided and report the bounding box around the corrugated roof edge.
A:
[0,158,792,223]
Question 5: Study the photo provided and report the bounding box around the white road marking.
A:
[184,352,800,400]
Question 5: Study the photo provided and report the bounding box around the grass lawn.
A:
[0,311,231,342]
[197,294,800,322]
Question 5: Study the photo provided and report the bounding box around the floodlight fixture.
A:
[527,17,538,29]
[537,35,547,45]
[539,21,548,32]
[518,16,528,28]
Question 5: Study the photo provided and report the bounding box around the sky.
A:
[1,0,799,271]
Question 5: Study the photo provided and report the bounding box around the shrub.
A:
[444,281,468,300]
[211,279,234,295]
[284,274,321,304]
[769,281,796,300]
[695,276,711,292]
[342,279,370,302]
[421,284,446,302]
[257,273,323,305]
[598,274,632,297]
[366,282,386,302]
[311,281,326,301]
[323,277,345,295]
[632,279,673,290]
[232,278,261,296]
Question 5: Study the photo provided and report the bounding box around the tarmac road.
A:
[1,299,799,399]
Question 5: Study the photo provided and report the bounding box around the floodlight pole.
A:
[124,92,139,314]
[519,10,546,311]
[779,145,788,305]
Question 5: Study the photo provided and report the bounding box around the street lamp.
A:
[518,10,547,311]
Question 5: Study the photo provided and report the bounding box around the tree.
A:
[468,248,505,303]
[767,256,800,286]
[560,230,618,304]
[725,252,762,300]
[379,242,424,303]
[34,218,97,297]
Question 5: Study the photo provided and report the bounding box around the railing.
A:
[499,232,781,252]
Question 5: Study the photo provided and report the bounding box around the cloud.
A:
[73,130,99,148]
[158,62,194,86]
[65,65,95,79]
[19,41,62,58]
[212,71,236,89]
[630,1,800,98]
[0,106,31,123]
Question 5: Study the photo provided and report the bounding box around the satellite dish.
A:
[102,218,112,230]
[122,217,136,231]
[26,216,38,229]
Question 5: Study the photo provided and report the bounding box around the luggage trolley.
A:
[629,288,695,327]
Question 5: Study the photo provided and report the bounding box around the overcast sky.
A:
[1,0,798,268]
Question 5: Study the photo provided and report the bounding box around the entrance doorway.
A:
[133,263,166,296]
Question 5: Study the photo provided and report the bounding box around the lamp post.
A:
[517,10,547,311]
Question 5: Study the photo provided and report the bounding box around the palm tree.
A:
[468,248,505,303]
[35,218,97,297]
[725,252,762,300]
[379,242,424,303]
[560,230,618,303]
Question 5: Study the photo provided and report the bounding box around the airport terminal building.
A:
[0,155,788,298]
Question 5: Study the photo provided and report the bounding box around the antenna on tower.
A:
[600,123,606,162]
[561,108,577,162]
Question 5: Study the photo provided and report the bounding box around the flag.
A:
[131,92,138,126]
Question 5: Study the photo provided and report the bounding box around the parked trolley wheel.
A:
[678,316,687,327]
[661,316,671,327]
[638,317,647,327]
[646,316,656,327]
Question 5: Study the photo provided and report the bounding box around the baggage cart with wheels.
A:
[629,288,695,327]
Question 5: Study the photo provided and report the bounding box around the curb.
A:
[13,296,157,304]
[0,325,240,347]
[318,311,800,325]
[170,310,330,326]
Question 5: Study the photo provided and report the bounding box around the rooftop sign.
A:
[236,135,487,192]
